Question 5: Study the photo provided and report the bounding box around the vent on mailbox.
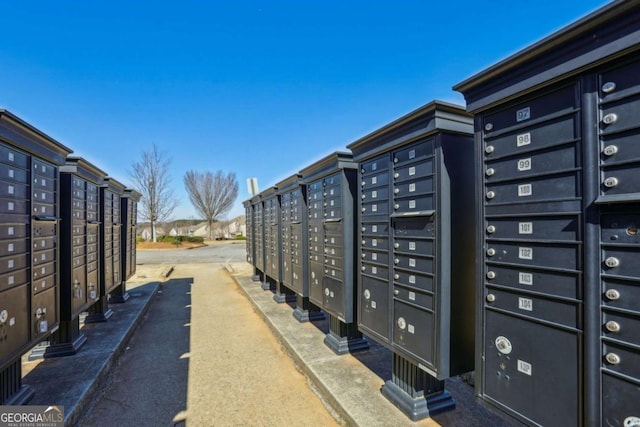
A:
[276,174,323,322]
[300,152,368,354]
[85,177,126,323]
[0,110,72,404]
[454,2,640,426]
[40,157,106,358]
[347,100,475,420]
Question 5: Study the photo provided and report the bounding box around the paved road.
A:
[78,245,340,426]
[136,241,247,265]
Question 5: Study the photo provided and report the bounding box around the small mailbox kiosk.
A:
[0,110,72,404]
[111,188,141,303]
[300,152,368,354]
[347,101,475,419]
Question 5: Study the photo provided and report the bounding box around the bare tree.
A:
[129,144,178,242]
[184,170,238,240]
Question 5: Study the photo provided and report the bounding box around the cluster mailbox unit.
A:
[276,174,322,322]
[347,101,475,419]
[454,2,640,426]
[118,188,142,301]
[300,152,368,354]
[0,110,72,404]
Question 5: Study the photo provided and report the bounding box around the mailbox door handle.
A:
[390,210,435,219]
[33,215,59,222]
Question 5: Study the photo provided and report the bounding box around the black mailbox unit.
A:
[454,2,640,426]
[276,174,323,322]
[251,193,266,286]
[85,177,125,323]
[300,152,368,354]
[262,186,293,302]
[243,199,255,277]
[42,157,106,357]
[110,188,141,303]
[347,101,475,420]
[0,110,72,404]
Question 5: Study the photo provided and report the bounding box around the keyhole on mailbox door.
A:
[627,225,638,236]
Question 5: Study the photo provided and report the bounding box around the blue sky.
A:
[1,0,609,220]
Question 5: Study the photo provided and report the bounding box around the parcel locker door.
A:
[0,285,29,364]
[484,311,579,427]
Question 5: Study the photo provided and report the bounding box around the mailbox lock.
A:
[361,194,366,199]
[361,181,365,187]
[361,253,366,258]
[485,145,495,154]
[485,123,494,131]
[0,309,8,324]
[361,266,366,271]
[603,177,619,188]
[602,113,618,125]
[394,289,400,296]
[394,188,400,194]
[361,207,366,212]
[605,353,621,365]
[605,288,621,301]
[602,145,618,156]
[486,293,496,302]
[393,157,399,163]
[394,203,400,210]
[486,168,495,177]
[602,82,616,93]
[324,288,330,296]
[361,168,365,174]
[361,227,366,232]
[394,274,400,280]
[394,173,400,179]
[605,257,620,268]
[487,248,496,256]
[486,191,496,199]
[363,289,371,300]
[394,243,400,249]
[394,258,400,264]
[605,321,621,332]
[495,336,512,354]
[397,317,407,330]
[487,271,496,279]
[486,225,496,234]
[362,240,366,245]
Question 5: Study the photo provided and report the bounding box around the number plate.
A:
[516,107,531,122]
[518,272,533,285]
[518,297,533,311]
[517,132,531,147]
[518,222,533,234]
[518,184,532,197]
[517,158,532,171]
[518,247,533,260]
[517,359,532,375]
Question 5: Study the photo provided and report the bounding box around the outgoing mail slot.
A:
[0,284,29,360]
[601,165,640,197]
[602,310,640,345]
[394,285,433,310]
[0,269,28,292]
[485,144,578,181]
[483,85,576,135]
[485,215,579,242]
[393,218,435,238]
[601,373,640,427]
[602,342,640,379]
[485,287,579,328]
[360,275,389,339]
[393,300,434,365]
[394,270,433,293]
[394,159,433,182]
[602,279,640,313]
[602,247,640,278]
[483,310,579,427]
[394,238,434,256]
[488,241,579,270]
[394,254,433,275]
[485,172,579,205]
[393,140,434,164]
[485,265,580,299]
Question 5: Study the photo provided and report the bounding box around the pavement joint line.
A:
[225,269,356,427]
